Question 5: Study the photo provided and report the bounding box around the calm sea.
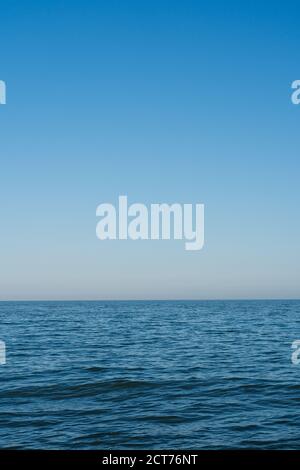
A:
[0,300,300,449]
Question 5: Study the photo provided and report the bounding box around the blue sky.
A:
[0,0,299,299]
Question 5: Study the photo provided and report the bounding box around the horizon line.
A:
[0,298,299,302]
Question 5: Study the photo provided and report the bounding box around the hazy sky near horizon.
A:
[0,0,300,300]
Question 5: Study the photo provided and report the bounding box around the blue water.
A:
[0,300,300,449]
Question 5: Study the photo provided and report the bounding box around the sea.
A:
[0,300,300,449]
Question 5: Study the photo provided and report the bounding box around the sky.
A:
[0,0,299,300]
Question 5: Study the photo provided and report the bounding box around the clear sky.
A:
[0,0,299,300]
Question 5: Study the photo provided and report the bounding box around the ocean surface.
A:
[0,300,300,449]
